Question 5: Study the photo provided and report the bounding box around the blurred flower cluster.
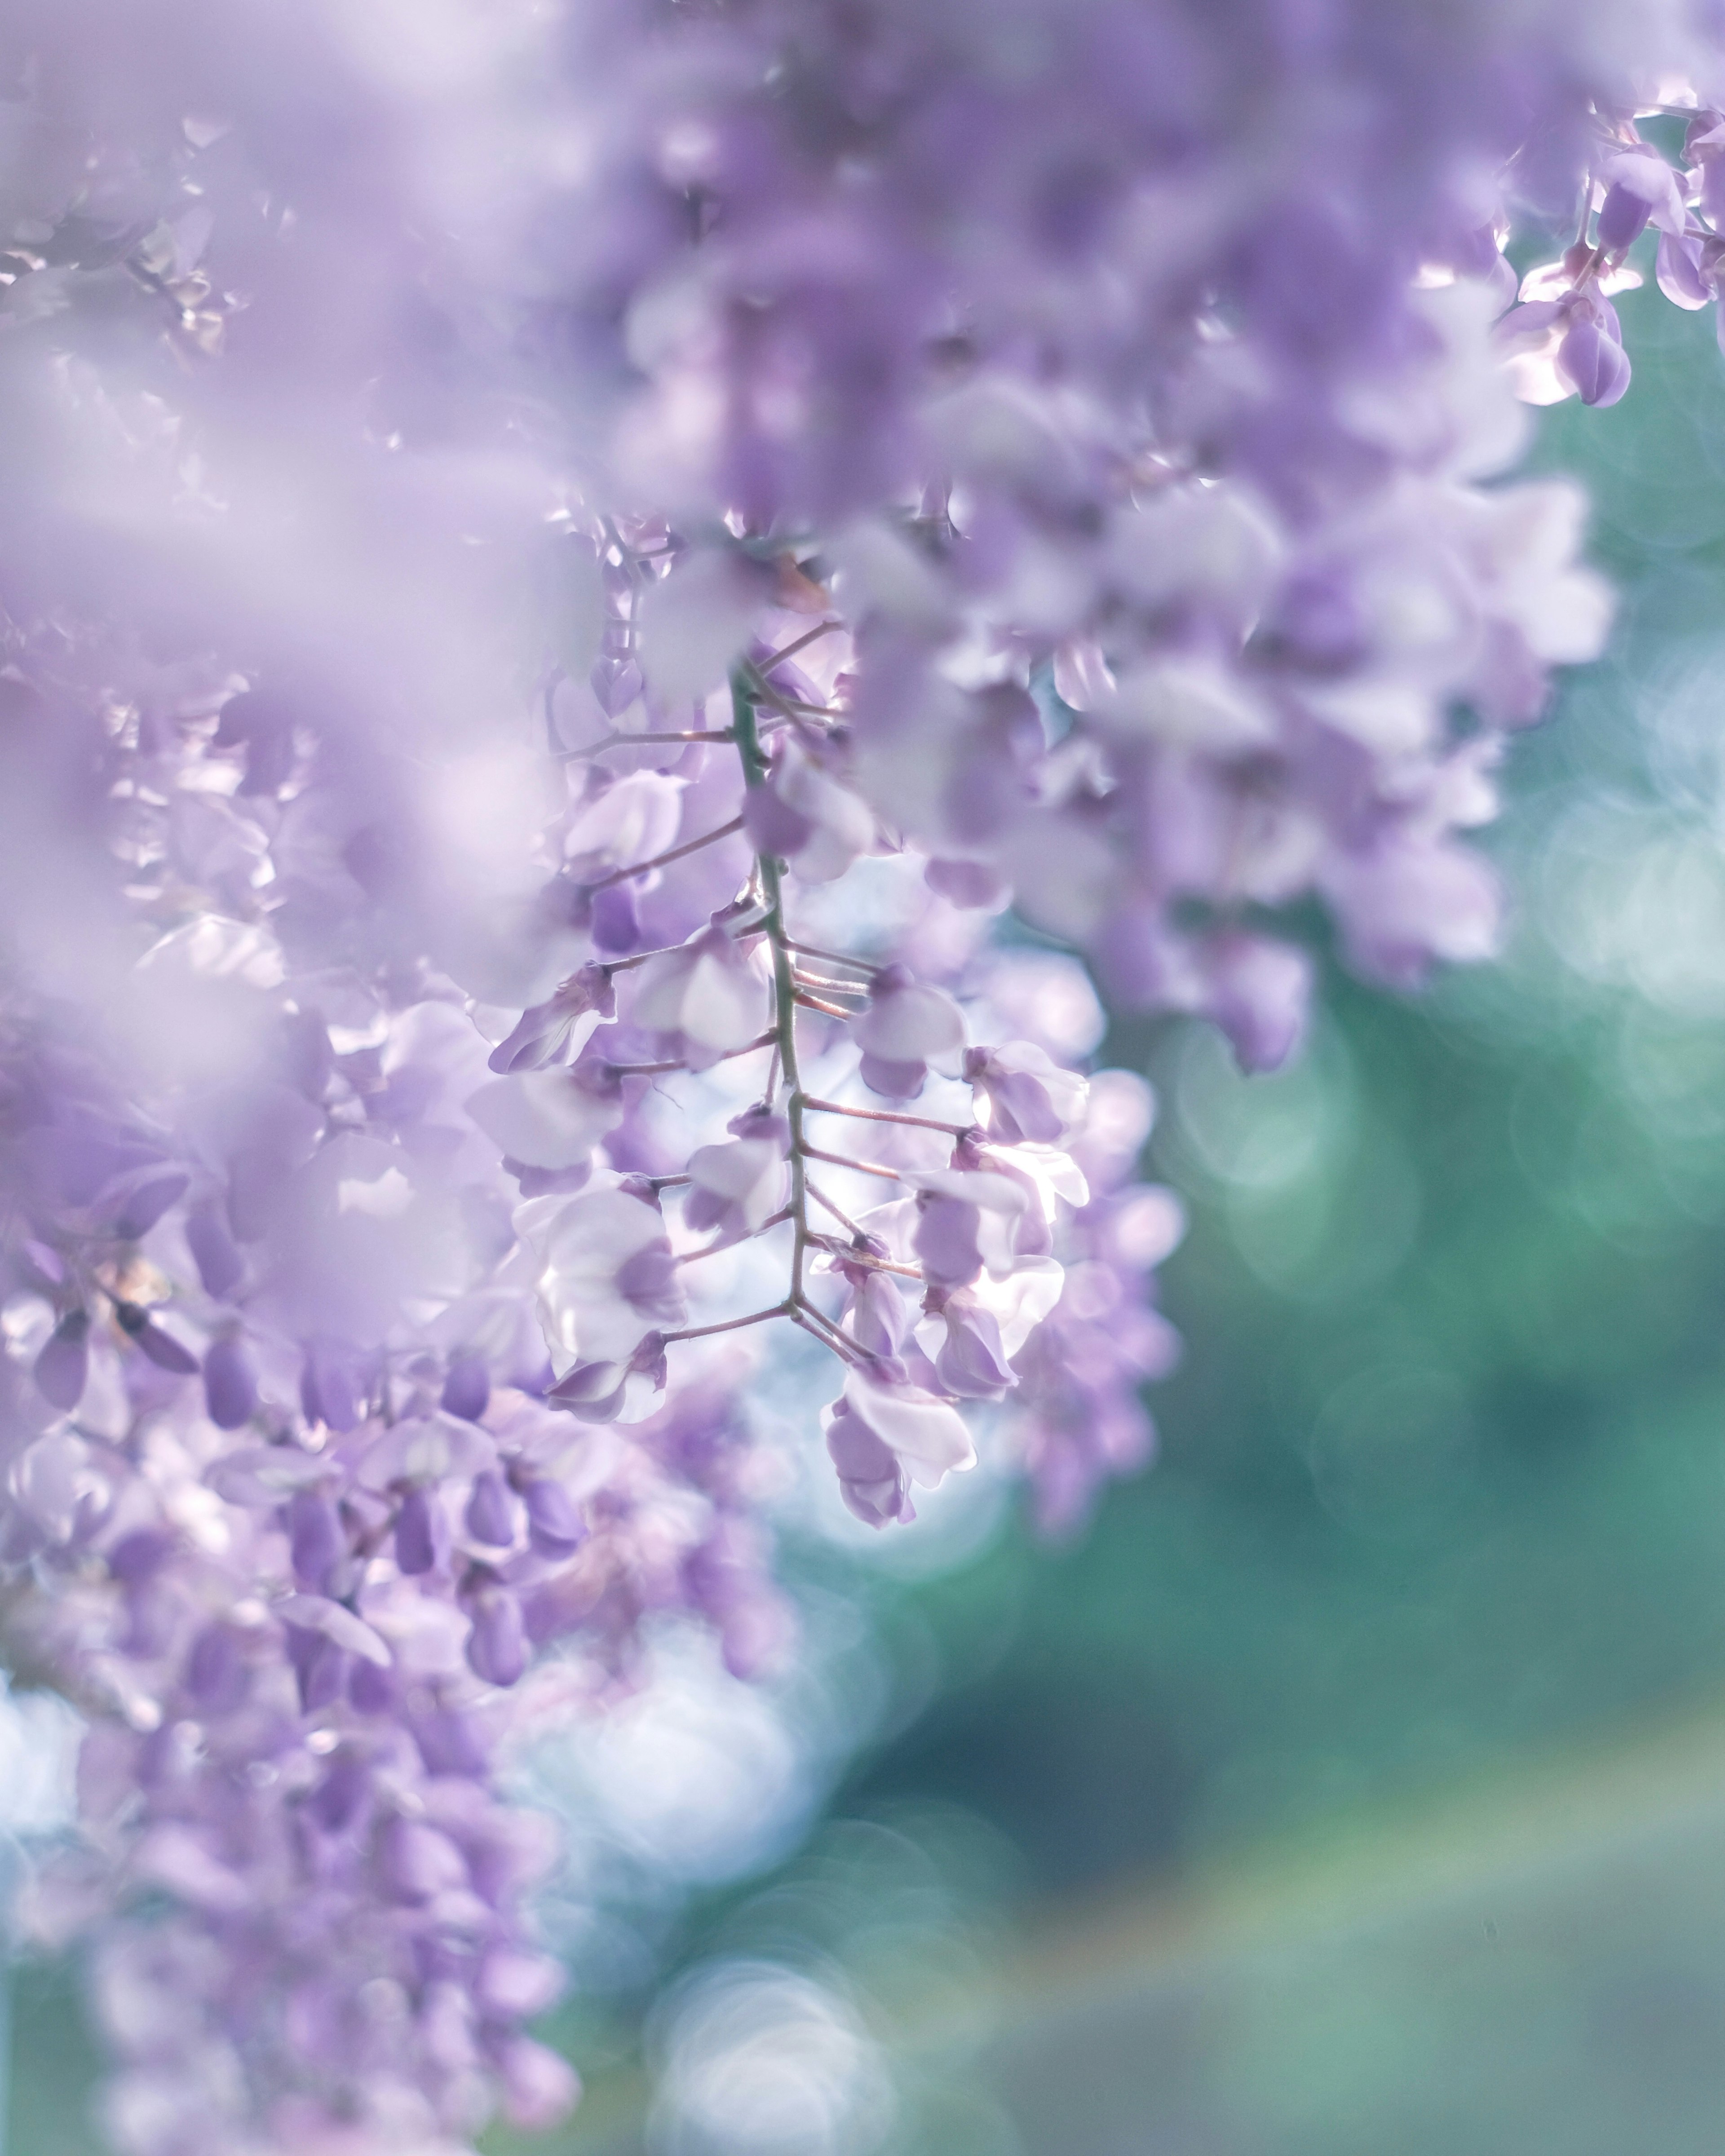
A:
[0,1,1712,2149]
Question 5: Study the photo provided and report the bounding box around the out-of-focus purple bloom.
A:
[464,1469,518,1549]
[286,1489,345,1594]
[441,1352,492,1423]
[522,1476,585,1559]
[33,1311,89,1410]
[200,1334,257,1430]
[1597,149,1687,253]
[465,1583,529,1688]
[394,1485,440,1576]
[113,1302,199,1376]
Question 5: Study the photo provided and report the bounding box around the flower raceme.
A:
[0,4,1718,2152]
[0,549,1177,2155]
[1494,116,1725,410]
[473,611,1161,1537]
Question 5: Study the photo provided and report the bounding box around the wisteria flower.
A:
[822,1367,976,1527]
[852,967,966,1097]
[743,740,877,883]
[487,964,618,1075]
[517,1179,688,1374]
[683,1109,790,1248]
[466,1069,624,1173]
[965,1042,1089,1145]
[908,1166,1032,1286]
[629,925,767,1069]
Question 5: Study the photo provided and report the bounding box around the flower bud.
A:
[202,1334,258,1430]
[440,1353,491,1423]
[465,1585,528,1687]
[522,1477,585,1558]
[286,1489,344,1593]
[394,1487,439,1576]
[464,1468,517,1547]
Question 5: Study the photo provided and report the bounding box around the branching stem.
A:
[805,1179,865,1237]
[606,1029,774,1078]
[742,662,841,729]
[811,1237,923,1281]
[587,813,746,892]
[606,926,764,975]
[640,678,920,1376]
[793,1292,878,1363]
[802,1144,905,1182]
[804,1096,973,1136]
[785,940,879,976]
[757,621,839,675]
[734,675,812,1309]
[789,1303,865,1365]
[560,728,735,762]
[659,1303,790,1345]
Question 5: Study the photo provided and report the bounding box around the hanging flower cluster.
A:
[0,1,1715,2150]
[0,527,1177,2154]
[1499,102,1725,405]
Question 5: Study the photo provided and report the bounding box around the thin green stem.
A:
[734,672,811,1305]
[630,677,903,1374]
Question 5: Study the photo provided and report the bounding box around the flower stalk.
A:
[733,672,819,1312]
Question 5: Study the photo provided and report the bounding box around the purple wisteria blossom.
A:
[0,1,1712,2150]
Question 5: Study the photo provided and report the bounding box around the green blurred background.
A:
[11,263,1725,2155]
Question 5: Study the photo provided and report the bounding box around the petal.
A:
[842,1371,976,1487]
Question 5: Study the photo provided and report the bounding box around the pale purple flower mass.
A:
[0,0,1714,2148]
